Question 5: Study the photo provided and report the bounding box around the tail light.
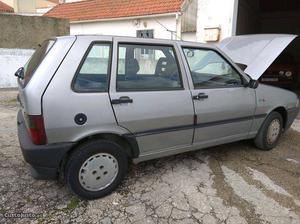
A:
[25,114,47,145]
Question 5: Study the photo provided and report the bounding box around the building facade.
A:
[45,0,198,41]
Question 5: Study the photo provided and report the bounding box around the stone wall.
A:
[0,14,69,88]
[0,14,69,49]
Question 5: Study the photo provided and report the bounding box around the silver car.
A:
[16,34,299,199]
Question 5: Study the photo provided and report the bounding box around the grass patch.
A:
[66,197,80,211]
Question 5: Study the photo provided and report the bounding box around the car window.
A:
[73,43,111,92]
[183,48,242,88]
[117,44,182,91]
[22,40,55,87]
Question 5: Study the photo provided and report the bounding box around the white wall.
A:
[196,0,236,42]
[0,48,34,88]
[70,15,182,40]
[182,32,197,42]
[36,7,53,14]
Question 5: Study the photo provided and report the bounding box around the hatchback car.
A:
[16,34,299,199]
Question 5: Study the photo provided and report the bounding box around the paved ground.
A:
[0,90,300,224]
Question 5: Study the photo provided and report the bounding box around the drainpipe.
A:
[231,0,239,36]
[175,12,182,40]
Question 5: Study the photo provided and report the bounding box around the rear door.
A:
[109,38,195,155]
[179,44,256,146]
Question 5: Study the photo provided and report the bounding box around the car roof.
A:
[55,34,218,50]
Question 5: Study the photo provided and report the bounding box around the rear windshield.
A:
[21,40,55,87]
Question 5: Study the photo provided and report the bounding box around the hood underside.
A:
[218,34,298,80]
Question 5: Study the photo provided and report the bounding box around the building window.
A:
[137,29,154,57]
[137,30,154,38]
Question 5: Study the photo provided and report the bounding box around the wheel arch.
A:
[58,132,139,181]
[271,106,287,129]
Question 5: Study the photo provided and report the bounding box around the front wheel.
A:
[254,111,283,151]
[65,140,128,200]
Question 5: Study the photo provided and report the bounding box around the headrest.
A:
[127,58,140,75]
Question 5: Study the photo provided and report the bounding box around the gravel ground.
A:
[0,90,300,224]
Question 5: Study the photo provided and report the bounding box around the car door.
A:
[180,44,256,146]
[109,38,195,155]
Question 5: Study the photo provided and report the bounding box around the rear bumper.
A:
[286,107,299,129]
[17,110,74,179]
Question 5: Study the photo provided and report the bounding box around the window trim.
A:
[116,42,184,92]
[182,47,246,89]
[71,41,113,93]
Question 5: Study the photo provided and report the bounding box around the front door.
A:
[109,39,195,155]
[181,46,256,146]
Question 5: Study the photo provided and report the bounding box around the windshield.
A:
[21,40,55,87]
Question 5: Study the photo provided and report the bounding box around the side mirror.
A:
[186,50,195,58]
[15,67,24,79]
[248,79,259,89]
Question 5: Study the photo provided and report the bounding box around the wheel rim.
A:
[266,118,281,145]
[78,153,119,191]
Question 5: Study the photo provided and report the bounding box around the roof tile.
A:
[0,0,14,13]
[44,0,184,21]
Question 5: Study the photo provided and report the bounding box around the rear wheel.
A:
[65,140,128,200]
[254,111,283,151]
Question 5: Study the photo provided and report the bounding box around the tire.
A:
[254,111,283,151]
[65,139,128,200]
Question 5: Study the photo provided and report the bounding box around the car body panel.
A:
[191,87,256,143]
[218,34,297,80]
[42,36,129,143]
[18,36,76,115]
[109,37,195,154]
[16,35,299,169]
[176,41,256,144]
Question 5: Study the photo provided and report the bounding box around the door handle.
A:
[111,96,133,104]
[193,93,208,100]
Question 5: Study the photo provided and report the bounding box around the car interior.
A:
[116,44,182,91]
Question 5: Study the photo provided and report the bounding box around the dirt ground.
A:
[0,89,300,224]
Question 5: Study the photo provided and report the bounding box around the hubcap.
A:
[267,119,281,145]
[79,153,119,191]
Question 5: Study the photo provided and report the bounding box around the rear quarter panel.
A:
[19,37,76,115]
[42,36,127,143]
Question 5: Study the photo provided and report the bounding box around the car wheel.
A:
[254,111,283,151]
[65,139,128,200]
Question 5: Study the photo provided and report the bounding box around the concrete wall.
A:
[0,14,69,88]
[0,14,69,49]
[70,15,186,41]
[0,48,34,88]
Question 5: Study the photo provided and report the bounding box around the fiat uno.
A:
[16,34,299,199]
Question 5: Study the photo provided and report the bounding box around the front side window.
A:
[73,43,111,92]
[183,48,242,88]
[117,44,182,91]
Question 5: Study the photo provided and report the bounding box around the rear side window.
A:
[73,43,111,92]
[117,44,182,91]
[22,40,55,87]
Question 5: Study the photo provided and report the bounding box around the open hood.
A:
[218,34,297,80]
